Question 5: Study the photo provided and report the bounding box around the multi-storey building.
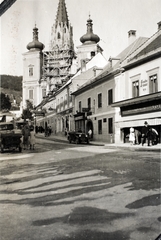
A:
[71,28,150,142]
[112,22,161,144]
[30,0,107,135]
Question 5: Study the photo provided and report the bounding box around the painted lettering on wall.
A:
[140,79,148,91]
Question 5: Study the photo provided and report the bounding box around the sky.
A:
[0,0,161,76]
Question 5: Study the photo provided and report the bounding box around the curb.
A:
[36,135,160,151]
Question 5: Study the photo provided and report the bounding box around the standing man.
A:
[141,121,150,146]
[88,128,92,140]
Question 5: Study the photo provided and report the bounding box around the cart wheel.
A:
[1,144,4,153]
[19,146,22,153]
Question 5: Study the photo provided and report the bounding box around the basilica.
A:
[22,0,161,143]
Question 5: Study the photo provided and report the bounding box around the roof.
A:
[121,29,161,67]
[55,0,69,27]
[72,37,148,95]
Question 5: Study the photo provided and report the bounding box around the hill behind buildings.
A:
[0,75,22,109]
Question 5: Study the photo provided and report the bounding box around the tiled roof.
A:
[129,34,161,60]
[122,29,161,66]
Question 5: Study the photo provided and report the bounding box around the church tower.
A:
[41,0,75,95]
[77,16,103,69]
[22,25,45,108]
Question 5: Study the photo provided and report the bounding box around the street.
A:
[0,138,160,240]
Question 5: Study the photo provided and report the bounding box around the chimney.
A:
[128,30,136,45]
[157,21,161,31]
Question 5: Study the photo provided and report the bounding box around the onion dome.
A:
[27,25,44,51]
[80,16,100,44]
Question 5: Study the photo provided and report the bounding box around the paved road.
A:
[0,138,160,240]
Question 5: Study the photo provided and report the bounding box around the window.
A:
[132,81,139,98]
[58,32,61,39]
[108,89,113,105]
[149,74,158,93]
[108,118,113,134]
[29,67,33,76]
[87,97,91,110]
[98,120,102,134]
[98,93,102,108]
[79,101,81,112]
[103,118,107,123]
[69,91,72,102]
[91,51,95,57]
[42,88,46,98]
[29,89,33,99]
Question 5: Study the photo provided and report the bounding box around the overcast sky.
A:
[0,0,161,76]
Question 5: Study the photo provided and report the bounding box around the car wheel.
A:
[69,137,72,143]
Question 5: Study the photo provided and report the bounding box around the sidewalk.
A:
[36,133,161,152]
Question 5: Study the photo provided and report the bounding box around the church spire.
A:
[50,0,74,51]
[55,0,69,27]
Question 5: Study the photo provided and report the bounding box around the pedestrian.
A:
[141,121,150,146]
[134,129,141,145]
[129,127,135,145]
[29,126,36,150]
[22,123,30,150]
[88,128,92,140]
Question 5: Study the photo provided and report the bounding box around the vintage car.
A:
[0,122,23,153]
[67,131,89,144]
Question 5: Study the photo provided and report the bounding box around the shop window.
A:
[98,93,102,108]
[149,74,158,93]
[132,81,139,98]
[29,67,33,76]
[29,89,33,99]
[79,101,81,112]
[98,119,102,134]
[87,97,91,110]
[108,118,113,134]
[108,89,113,105]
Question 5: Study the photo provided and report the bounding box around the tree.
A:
[22,100,33,121]
[0,92,11,111]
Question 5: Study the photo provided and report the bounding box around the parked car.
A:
[67,131,89,144]
[0,122,22,153]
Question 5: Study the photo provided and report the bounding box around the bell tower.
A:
[77,16,103,68]
[41,0,75,95]
[22,25,45,108]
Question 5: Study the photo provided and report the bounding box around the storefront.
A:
[112,91,161,143]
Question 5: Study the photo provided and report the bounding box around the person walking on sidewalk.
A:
[129,127,135,145]
[141,121,150,146]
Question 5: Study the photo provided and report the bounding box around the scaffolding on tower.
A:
[42,45,75,94]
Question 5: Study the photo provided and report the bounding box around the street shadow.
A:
[125,193,160,209]
[33,206,135,226]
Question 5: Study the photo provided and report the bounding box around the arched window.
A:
[58,32,61,39]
